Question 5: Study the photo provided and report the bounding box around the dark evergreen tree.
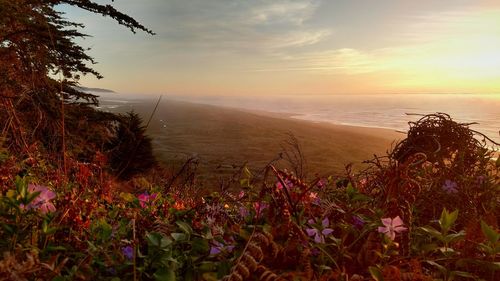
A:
[107,111,155,180]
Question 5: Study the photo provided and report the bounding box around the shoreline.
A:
[103,98,403,180]
[150,97,407,137]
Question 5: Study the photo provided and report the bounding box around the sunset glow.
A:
[61,0,500,95]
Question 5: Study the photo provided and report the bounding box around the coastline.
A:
[105,98,403,181]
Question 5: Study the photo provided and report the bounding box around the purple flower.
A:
[253,202,268,218]
[352,215,365,229]
[317,178,327,188]
[209,240,234,255]
[239,206,250,218]
[377,216,407,240]
[306,218,334,243]
[122,246,134,260]
[25,184,56,214]
[138,192,157,208]
[442,180,458,194]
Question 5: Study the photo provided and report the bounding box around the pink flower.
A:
[26,184,56,214]
[137,192,157,208]
[317,178,327,188]
[309,192,321,205]
[238,191,245,199]
[377,216,407,240]
[275,179,293,191]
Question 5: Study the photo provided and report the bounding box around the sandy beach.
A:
[107,98,403,181]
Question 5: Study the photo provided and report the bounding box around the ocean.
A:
[166,93,500,144]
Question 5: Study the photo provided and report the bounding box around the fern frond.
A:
[222,230,282,281]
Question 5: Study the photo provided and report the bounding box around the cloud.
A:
[256,6,500,80]
[247,1,318,25]
[148,0,328,51]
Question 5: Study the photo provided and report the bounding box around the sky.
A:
[60,0,500,96]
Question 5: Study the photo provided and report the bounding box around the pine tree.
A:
[107,111,156,180]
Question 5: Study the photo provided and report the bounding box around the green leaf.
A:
[198,261,217,272]
[191,237,209,255]
[368,266,384,281]
[154,268,175,281]
[98,219,113,241]
[6,190,16,199]
[44,245,67,252]
[119,192,136,202]
[443,230,465,244]
[419,226,443,240]
[176,221,193,235]
[217,261,232,278]
[450,270,476,279]
[201,272,217,281]
[239,179,249,187]
[480,220,500,244]
[439,208,458,234]
[438,247,456,254]
[243,166,252,178]
[420,243,439,253]
[426,260,448,276]
[346,183,356,197]
[147,232,172,248]
[491,262,500,270]
[171,232,186,241]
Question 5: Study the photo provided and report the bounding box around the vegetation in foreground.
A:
[0,113,498,280]
[1,1,498,280]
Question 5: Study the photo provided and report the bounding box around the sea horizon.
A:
[98,92,500,144]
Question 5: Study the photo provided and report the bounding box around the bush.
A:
[107,111,156,180]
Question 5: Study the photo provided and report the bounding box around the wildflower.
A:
[107,267,117,275]
[253,201,268,218]
[239,206,250,218]
[238,191,245,199]
[377,216,407,240]
[137,192,157,208]
[122,246,134,260]
[442,180,458,194]
[317,178,327,188]
[275,179,293,191]
[309,192,321,205]
[209,240,235,255]
[306,218,334,243]
[25,184,56,214]
[352,215,365,229]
